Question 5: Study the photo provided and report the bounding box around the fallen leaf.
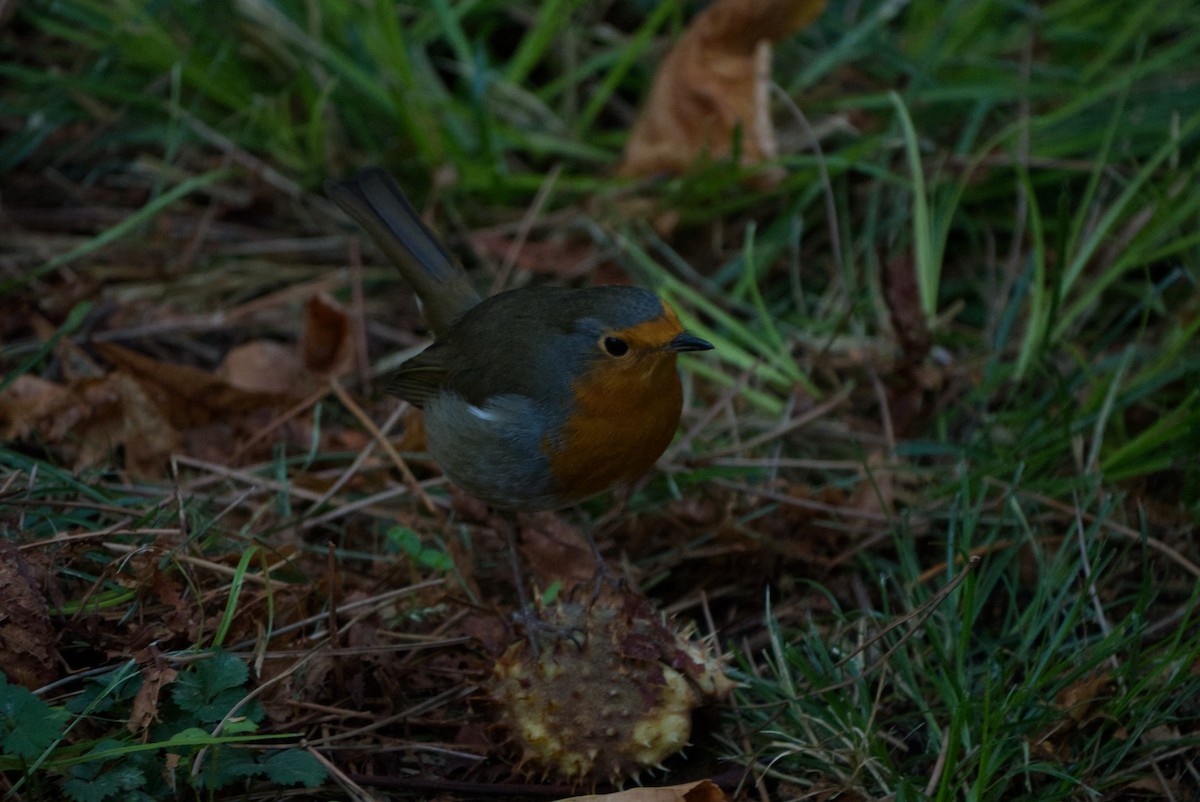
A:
[618,0,827,187]
[94,341,296,428]
[301,292,355,377]
[1119,775,1178,795]
[882,254,939,437]
[1140,723,1180,744]
[1030,671,1117,760]
[136,545,201,641]
[394,405,427,453]
[92,373,180,476]
[0,371,179,477]
[1056,671,1113,725]
[882,254,930,362]
[517,511,598,592]
[217,341,305,395]
[468,230,599,281]
[0,540,58,688]
[127,660,178,734]
[4,291,354,478]
[558,779,728,802]
[747,482,853,565]
[0,375,71,441]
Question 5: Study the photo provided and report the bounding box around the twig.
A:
[924,725,950,796]
[101,541,299,585]
[712,478,891,523]
[1072,493,1177,802]
[302,401,406,516]
[232,384,329,461]
[305,746,381,802]
[661,358,759,465]
[983,478,1200,578]
[19,523,156,550]
[703,385,852,459]
[328,376,439,516]
[489,162,562,295]
[771,82,845,280]
[808,556,980,698]
[304,686,476,747]
[299,480,446,530]
[223,580,444,651]
[347,235,373,393]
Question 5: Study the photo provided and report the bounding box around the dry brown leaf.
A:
[4,290,351,477]
[394,405,427,453]
[1056,671,1113,725]
[138,548,201,641]
[0,375,71,440]
[0,540,58,688]
[756,482,852,563]
[301,292,354,377]
[517,511,598,592]
[2,344,301,477]
[618,0,827,187]
[39,372,177,475]
[217,341,305,395]
[842,449,894,533]
[94,341,297,428]
[882,254,939,437]
[94,373,180,476]
[882,254,931,362]
[468,230,599,281]
[1031,671,1118,760]
[1120,775,1179,795]
[558,779,728,802]
[1139,723,1180,744]
[127,661,178,734]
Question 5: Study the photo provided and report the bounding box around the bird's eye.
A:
[601,336,630,357]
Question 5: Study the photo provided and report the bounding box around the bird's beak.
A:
[667,332,714,352]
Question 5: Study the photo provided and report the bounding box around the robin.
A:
[327,169,713,511]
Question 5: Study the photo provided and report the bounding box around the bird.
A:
[326,168,713,512]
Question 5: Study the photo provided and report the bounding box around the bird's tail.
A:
[326,168,481,336]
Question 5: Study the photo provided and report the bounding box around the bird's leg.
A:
[497,514,545,657]
[574,514,622,605]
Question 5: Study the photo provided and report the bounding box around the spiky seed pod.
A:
[489,587,733,786]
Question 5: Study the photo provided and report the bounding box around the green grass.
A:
[2,0,1198,799]
[733,487,1200,798]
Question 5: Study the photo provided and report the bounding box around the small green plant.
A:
[387,525,454,572]
[0,672,68,764]
[0,652,325,800]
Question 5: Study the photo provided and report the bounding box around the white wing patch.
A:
[467,404,499,422]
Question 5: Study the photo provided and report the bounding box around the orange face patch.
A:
[612,303,684,351]
[543,307,688,503]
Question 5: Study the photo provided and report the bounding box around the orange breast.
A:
[546,351,683,504]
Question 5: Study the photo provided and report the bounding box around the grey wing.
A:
[422,391,562,510]
[387,344,448,408]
